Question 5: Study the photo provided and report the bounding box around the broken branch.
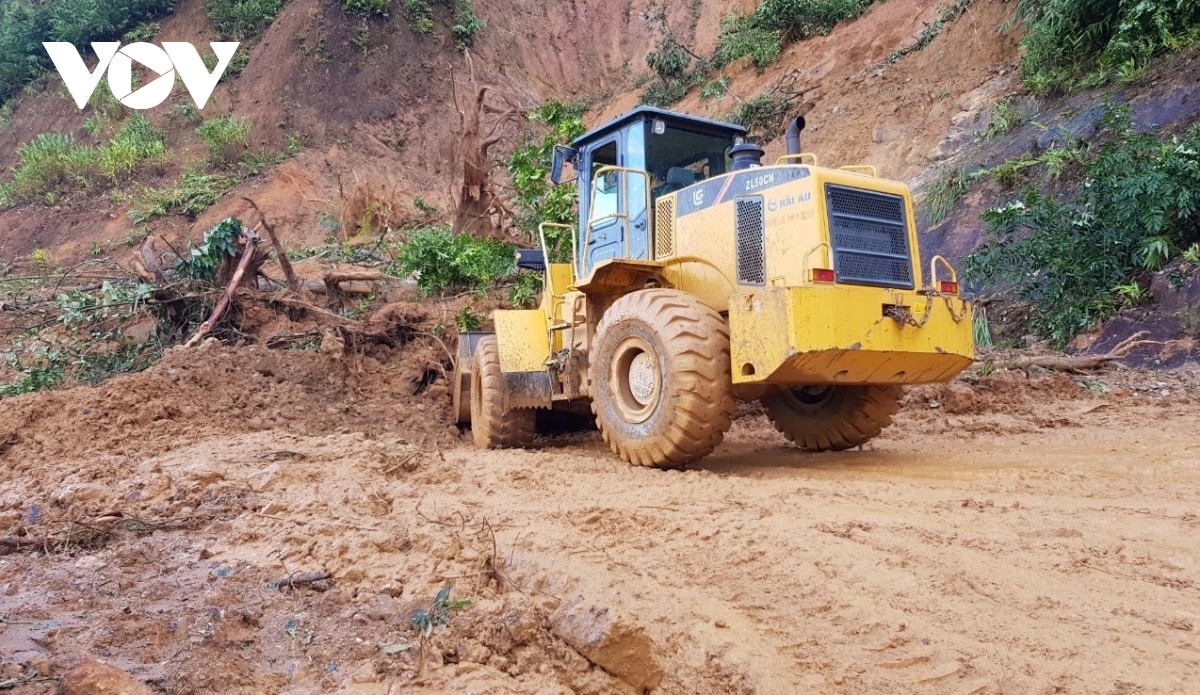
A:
[184,228,260,348]
[271,571,332,589]
[243,197,299,293]
[977,332,1171,372]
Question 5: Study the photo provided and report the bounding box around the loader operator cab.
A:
[550,106,747,277]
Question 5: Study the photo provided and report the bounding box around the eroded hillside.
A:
[0,0,1023,266]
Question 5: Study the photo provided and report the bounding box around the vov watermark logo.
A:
[43,42,240,110]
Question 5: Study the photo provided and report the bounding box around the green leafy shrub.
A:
[699,78,729,101]
[0,278,158,399]
[174,217,244,281]
[964,110,1200,346]
[207,0,286,40]
[728,93,792,140]
[506,101,587,257]
[713,15,780,70]
[393,225,516,296]
[450,2,484,50]
[395,0,482,48]
[1015,0,1200,94]
[402,0,434,32]
[637,3,707,106]
[122,21,161,42]
[639,80,689,107]
[715,0,872,70]
[343,0,390,18]
[454,306,481,332]
[753,0,872,37]
[196,115,252,167]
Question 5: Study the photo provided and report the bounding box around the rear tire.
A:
[589,289,735,468]
[470,335,536,449]
[761,385,902,451]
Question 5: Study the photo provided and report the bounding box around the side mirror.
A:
[550,145,578,185]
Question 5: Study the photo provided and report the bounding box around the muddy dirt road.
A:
[1,350,1198,694]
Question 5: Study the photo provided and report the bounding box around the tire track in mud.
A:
[3,366,1199,694]
[440,409,1200,694]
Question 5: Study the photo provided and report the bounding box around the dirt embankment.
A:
[2,349,1198,694]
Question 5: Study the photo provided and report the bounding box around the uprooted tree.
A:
[449,52,530,238]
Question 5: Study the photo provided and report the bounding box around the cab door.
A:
[582,136,624,274]
[581,123,650,276]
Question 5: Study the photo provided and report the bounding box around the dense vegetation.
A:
[506,101,586,259]
[392,226,516,297]
[964,109,1200,346]
[1016,0,1200,94]
[640,0,873,106]
[0,114,167,206]
[0,0,177,104]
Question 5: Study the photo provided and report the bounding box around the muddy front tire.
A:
[589,289,735,468]
[761,385,902,452]
[470,335,536,449]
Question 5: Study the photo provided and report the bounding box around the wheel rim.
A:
[608,335,661,424]
[782,385,835,411]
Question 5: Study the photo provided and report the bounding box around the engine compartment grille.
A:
[655,196,675,258]
[735,197,766,285]
[825,184,913,289]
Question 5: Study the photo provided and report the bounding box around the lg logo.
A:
[43,42,241,110]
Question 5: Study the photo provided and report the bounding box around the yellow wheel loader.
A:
[452,106,974,467]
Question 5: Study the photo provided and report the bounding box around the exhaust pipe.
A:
[785,116,807,155]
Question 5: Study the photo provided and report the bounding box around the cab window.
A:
[647,126,734,199]
[589,140,619,220]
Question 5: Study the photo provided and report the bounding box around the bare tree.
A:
[449,52,528,238]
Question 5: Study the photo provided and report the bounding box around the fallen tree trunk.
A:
[976,331,1169,372]
[324,269,391,309]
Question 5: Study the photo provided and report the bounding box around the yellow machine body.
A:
[647,164,974,386]
[506,163,974,392]
[458,107,973,432]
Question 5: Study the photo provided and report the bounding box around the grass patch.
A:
[207,0,287,40]
[196,115,252,168]
[130,171,239,224]
[920,165,974,225]
[980,98,1026,141]
[1,115,167,206]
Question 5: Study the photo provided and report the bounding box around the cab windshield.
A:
[646,125,734,199]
